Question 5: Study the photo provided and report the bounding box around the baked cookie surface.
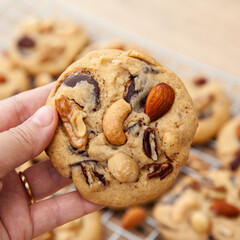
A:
[46,49,197,207]
[0,56,29,100]
[183,77,230,144]
[217,115,240,171]
[153,170,240,240]
[9,18,89,76]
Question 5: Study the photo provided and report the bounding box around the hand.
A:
[0,84,103,240]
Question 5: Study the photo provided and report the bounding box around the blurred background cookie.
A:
[217,115,240,171]
[183,77,230,144]
[9,18,89,76]
[153,170,240,240]
[0,54,29,100]
[34,73,54,88]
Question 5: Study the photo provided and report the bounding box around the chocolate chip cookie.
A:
[0,55,29,100]
[183,77,230,144]
[35,212,102,240]
[153,170,240,240]
[46,49,198,207]
[9,18,89,76]
[217,115,240,171]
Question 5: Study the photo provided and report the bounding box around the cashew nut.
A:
[103,99,131,145]
[108,152,139,183]
[171,190,200,223]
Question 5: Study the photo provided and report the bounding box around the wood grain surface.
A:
[69,0,240,78]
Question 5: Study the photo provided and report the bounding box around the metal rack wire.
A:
[1,0,240,239]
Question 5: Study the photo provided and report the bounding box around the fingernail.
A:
[32,106,54,127]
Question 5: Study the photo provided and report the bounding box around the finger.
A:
[0,82,55,132]
[23,160,72,201]
[0,106,58,179]
[30,191,104,238]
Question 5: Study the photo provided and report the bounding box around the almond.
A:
[237,124,240,140]
[144,83,175,121]
[122,206,147,229]
[210,200,239,217]
[0,74,6,83]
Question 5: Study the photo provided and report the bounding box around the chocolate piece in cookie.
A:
[46,49,197,207]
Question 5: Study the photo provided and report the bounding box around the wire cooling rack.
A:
[1,0,240,239]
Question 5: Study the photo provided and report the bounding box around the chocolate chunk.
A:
[71,160,106,186]
[17,36,35,49]
[143,128,158,160]
[194,77,208,86]
[143,66,159,74]
[208,234,215,240]
[147,162,173,179]
[63,73,100,104]
[93,171,106,185]
[125,76,137,103]
[230,151,240,171]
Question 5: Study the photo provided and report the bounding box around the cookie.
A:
[9,18,89,76]
[183,77,230,144]
[34,212,102,240]
[46,49,198,207]
[186,154,210,171]
[217,115,240,171]
[0,55,29,100]
[153,170,240,240]
[76,39,143,59]
[34,73,54,88]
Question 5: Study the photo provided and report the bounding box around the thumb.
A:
[0,106,58,179]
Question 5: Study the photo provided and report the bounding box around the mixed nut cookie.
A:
[183,77,230,144]
[0,55,29,100]
[9,18,89,76]
[34,212,102,240]
[46,49,198,207]
[76,38,143,59]
[153,170,240,240]
[217,116,240,171]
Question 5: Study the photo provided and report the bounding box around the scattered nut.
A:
[34,72,53,87]
[210,200,240,217]
[55,95,88,149]
[144,83,175,121]
[108,152,139,183]
[143,127,158,161]
[122,206,147,229]
[0,74,6,83]
[103,99,131,145]
[190,211,210,233]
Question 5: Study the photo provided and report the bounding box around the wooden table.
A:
[70,0,240,78]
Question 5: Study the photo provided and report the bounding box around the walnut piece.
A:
[55,95,88,149]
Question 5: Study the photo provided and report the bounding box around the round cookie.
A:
[217,115,240,171]
[34,73,54,88]
[76,38,144,59]
[0,55,29,100]
[153,170,240,240]
[9,18,89,76]
[183,77,230,144]
[34,212,102,240]
[46,49,198,207]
